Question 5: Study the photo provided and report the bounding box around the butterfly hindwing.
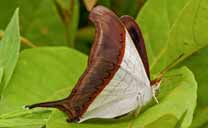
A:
[120,16,150,79]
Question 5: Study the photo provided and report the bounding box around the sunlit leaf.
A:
[0,8,20,94]
[0,47,87,114]
[144,114,178,128]
[0,47,86,127]
[137,0,208,78]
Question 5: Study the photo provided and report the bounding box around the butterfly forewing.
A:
[79,29,152,122]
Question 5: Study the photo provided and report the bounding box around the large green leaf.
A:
[190,107,208,128]
[179,46,208,128]
[0,109,50,128]
[143,114,178,128]
[0,47,87,114]
[0,114,48,128]
[0,9,20,94]
[45,67,197,128]
[0,47,87,127]
[181,46,208,108]
[136,0,208,78]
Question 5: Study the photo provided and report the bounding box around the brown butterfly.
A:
[26,5,162,123]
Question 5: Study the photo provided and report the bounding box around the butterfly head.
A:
[150,77,161,87]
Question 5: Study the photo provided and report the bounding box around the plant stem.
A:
[54,0,79,48]
[0,31,37,48]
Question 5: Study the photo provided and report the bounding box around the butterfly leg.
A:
[152,82,161,104]
[153,94,159,104]
[133,106,142,118]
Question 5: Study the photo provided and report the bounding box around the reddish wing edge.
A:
[120,16,150,80]
[26,6,126,122]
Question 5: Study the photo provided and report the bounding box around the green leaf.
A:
[0,118,46,127]
[0,0,67,46]
[144,114,178,128]
[180,46,208,108]
[179,46,208,127]
[0,47,87,115]
[0,8,20,93]
[136,0,208,78]
[189,107,208,128]
[0,47,86,127]
[45,67,197,128]
[0,47,87,128]
[45,114,178,128]
[0,109,50,127]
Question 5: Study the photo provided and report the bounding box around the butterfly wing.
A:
[80,28,152,122]
[26,6,126,121]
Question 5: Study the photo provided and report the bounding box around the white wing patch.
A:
[79,29,153,122]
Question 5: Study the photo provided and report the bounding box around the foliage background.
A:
[0,0,207,128]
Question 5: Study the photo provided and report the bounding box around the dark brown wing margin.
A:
[120,16,150,79]
[26,6,126,122]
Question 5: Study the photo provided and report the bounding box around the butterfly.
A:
[26,5,162,123]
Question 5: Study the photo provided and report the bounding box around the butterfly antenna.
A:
[156,53,184,80]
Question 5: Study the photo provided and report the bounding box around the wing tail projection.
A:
[26,99,65,109]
